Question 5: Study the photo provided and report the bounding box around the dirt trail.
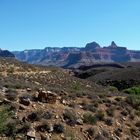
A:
[0,70,51,77]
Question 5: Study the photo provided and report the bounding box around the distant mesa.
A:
[12,41,140,68]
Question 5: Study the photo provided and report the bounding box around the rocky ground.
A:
[0,58,140,140]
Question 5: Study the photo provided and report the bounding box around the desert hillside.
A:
[0,58,140,140]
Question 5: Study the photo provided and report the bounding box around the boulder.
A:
[76,119,83,125]
[46,92,57,104]
[3,98,12,104]
[49,124,53,133]
[40,133,50,140]
[38,90,47,103]
[61,99,67,105]
[38,90,57,104]
[55,115,59,119]
[2,87,9,93]
[19,97,30,106]
[26,88,32,92]
[27,129,36,140]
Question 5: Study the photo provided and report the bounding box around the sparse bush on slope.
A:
[83,113,97,125]
[124,87,140,110]
[126,94,140,110]
[0,105,14,135]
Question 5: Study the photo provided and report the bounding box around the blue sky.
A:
[0,0,140,51]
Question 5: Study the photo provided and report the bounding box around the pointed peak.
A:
[110,41,117,48]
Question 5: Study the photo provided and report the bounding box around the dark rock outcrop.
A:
[19,96,30,106]
[0,49,15,57]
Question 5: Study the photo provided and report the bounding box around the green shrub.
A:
[95,110,105,121]
[86,127,95,137]
[7,65,14,73]
[124,87,140,95]
[64,127,76,140]
[105,118,113,126]
[83,104,97,112]
[53,123,64,133]
[27,112,41,122]
[4,121,16,137]
[17,122,30,134]
[0,105,13,135]
[108,86,118,92]
[42,111,53,120]
[71,82,81,91]
[106,107,115,117]
[5,90,18,101]
[126,94,140,110]
[36,121,50,132]
[63,109,77,126]
[135,110,140,116]
[83,113,97,125]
